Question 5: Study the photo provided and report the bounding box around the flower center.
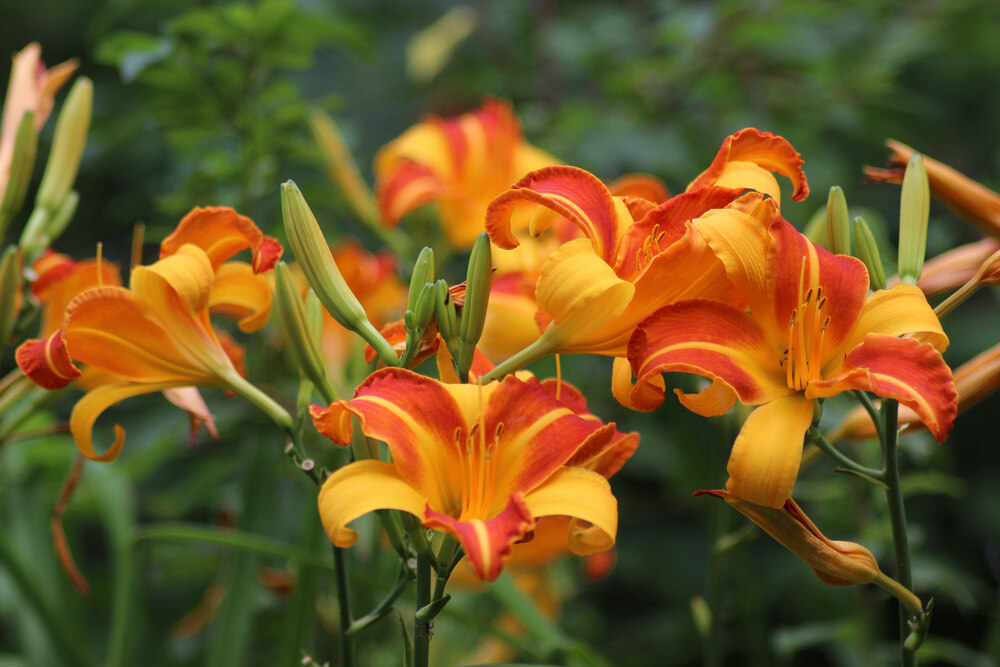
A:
[784,261,831,392]
[451,420,503,521]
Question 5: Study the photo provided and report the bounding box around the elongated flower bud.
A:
[898,153,930,284]
[852,215,886,291]
[0,111,37,237]
[281,180,399,366]
[456,233,492,378]
[825,186,850,256]
[309,109,380,226]
[274,262,335,401]
[0,245,21,346]
[35,77,91,213]
[408,246,435,312]
[434,278,460,358]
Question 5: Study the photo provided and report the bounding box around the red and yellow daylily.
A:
[374,97,559,248]
[0,43,78,200]
[482,129,809,370]
[628,212,957,507]
[310,367,620,581]
[17,208,280,461]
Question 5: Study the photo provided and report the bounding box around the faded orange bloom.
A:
[0,43,78,200]
[915,238,1000,296]
[697,490,921,612]
[866,139,1000,237]
[375,98,558,248]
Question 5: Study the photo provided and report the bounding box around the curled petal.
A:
[71,381,194,461]
[725,394,816,508]
[807,334,957,442]
[524,467,618,556]
[611,356,666,412]
[317,459,427,547]
[16,331,81,389]
[831,285,947,363]
[487,166,625,262]
[629,300,789,413]
[160,206,282,273]
[687,128,809,204]
[209,262,273,333]
[425,493,534,582]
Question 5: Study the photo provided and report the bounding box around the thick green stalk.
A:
[414,552,432,667]
[881,399,918,666]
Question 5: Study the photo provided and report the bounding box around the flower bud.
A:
[309,109,380,226]
[408,246,435,312]
[0,245,22,346]
[456,233,493,379]
[824,186,850,256]
[434,279,460,357]
[852,215,886,291]
[35,77,91,214]
[0,111,38,237]
[282,180,399,367]
[274,262,336,401]
[898,153,930,284]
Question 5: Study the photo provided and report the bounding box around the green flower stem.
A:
[808,427,885,481]
[414,552,432,667]
[851,390,885,445]
[333,545,356,666]
[358,319,402,368]
[880,399,919,666]
[478,332,556,384]
[224,373,293,432]
[0,535,94,667]
[347,563,414,636]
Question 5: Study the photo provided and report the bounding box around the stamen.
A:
[95,243,104,288]
[555,354,562,401]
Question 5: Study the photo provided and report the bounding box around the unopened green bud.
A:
[898,153,930,284]
[42,190,79,247]
[400,281,437,367]
[0,111,38,238]
[415,594,452,622]
[852,216,886,291]
[35,77,92,213]
[456,233,493,379]
[434,279,459,348]
[825,186,850,256]
[281,180,399,367]
[408,246,435,312]
[802,205,827,247]
[274,262,336,402]
[0,246,21,347]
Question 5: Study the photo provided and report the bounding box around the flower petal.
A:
[16,330,81,389]
[159,206,282,273]
[830,285,948,364]
[208,261,273,333]
[806,334,957,442]
[725,394,815,508]
[312,368,466,512]
[607,173,669,203]
[376,158,444,227]
[479,273,542,363]
[317,459,427,547]
[628,300,789,413]
[425,493,534,582]
[610,356,667,412]
[486,166,625,263]
[534,239,635,353]
[71,380,195,461]
[524,467,618,556]
[687,128,810,204]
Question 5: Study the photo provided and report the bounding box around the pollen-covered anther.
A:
[785,283,830,391]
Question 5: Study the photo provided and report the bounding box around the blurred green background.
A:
[2,1,1000,665]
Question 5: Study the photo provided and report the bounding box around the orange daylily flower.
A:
[17,207,279,461]
[629,214,957,508]
[697,490,921,612]
[311,368,620,581]
[30,249,121,338]
[865,139,1000,237]
[484,129,810,365]
[0,43,78,200]
[374,97,559,248]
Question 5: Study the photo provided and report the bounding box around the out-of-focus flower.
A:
[311,368,619,581]
[0,43,77,201]
[697,490,921,613]
[865,139,1000,237]
[629,215,956,508]
[483,129,809,369]
[17,207,280,461]
[914,238,1000,296]
[374,98,558,248]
